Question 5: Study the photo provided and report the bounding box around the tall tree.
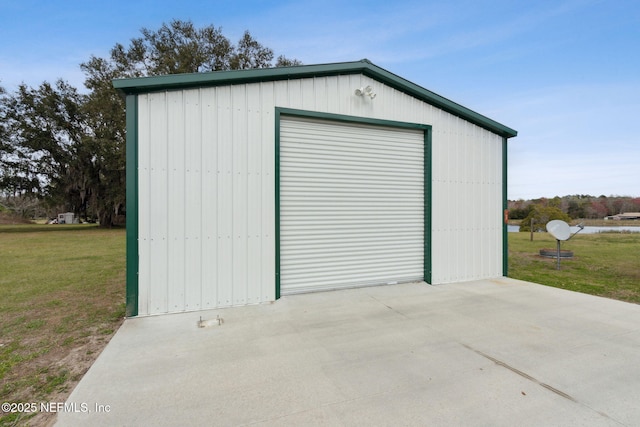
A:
[78,19,300,226]
[1,81,93,214]
[79,57,128,226]
[0,84,12,193]
[1,20,300,225]
[230,30,274,70]
[83,19,297,79]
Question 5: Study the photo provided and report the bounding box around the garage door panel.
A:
[280,116,425,295]
[284,267,423,287]
[283,174,422,185]
[282,165,423,179]
[281,146,423,164]
[281,222,423,230]
[283,270,423,294]
[282,223,421,231]
[283,251,424,267]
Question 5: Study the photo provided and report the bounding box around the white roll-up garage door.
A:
[279,116,425,295]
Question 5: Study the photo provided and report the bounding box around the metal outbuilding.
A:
[114,59,517,317]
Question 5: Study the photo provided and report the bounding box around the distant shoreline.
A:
[508,219,639,227]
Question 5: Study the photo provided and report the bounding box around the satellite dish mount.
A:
[545,220,584,269]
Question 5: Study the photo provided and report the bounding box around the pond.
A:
[507,224,640,234]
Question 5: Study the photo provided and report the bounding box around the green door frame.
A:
[274,107,432,299]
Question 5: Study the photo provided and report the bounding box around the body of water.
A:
[507,224,640,234]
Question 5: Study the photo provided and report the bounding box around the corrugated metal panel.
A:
[136,74,505,315]
[136,85,277,316]
[430,114,503,284]
[280,116,424,294]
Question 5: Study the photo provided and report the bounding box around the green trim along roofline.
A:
[114,59,517,139]
[274,107,432,298]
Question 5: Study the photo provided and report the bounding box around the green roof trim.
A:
[113,59,517,138]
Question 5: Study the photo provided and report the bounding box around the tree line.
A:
[509,195,640,221]
[0,20,300,226]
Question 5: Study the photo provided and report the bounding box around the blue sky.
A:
[1,0,638,199]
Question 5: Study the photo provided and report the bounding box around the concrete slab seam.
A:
[461,343,625,426]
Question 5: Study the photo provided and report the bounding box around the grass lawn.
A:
[0,224,125,427]
[508,231,640,303]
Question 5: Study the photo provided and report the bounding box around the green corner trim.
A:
[502,137,509,277]
[274,111,281,300]
[274,107,432,297]
[424,129,433,284]
[125,94,139,317]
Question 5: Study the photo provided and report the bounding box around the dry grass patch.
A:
[0,225,125,427]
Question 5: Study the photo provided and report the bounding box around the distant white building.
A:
[57,212,75,224]
[605,212,640,220]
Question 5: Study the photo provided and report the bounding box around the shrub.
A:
[520,206,572,232]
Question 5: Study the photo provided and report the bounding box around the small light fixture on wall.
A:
[355,85,376,99]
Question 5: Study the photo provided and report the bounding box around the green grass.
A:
[508,231,640,303]
[0,224,125,427]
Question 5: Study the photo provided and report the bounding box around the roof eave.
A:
[113,59,517,138]
[113,60,368,95]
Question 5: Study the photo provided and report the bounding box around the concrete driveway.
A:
[56,278,640,426]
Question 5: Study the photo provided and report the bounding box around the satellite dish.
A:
[546,220,571,241]
[545,220,584,270]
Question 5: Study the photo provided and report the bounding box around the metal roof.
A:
[113,59,517,138]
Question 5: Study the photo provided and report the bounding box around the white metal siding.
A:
[280,117,424,294]
[136,74,504,315]
[430,115,503,284]
[137,88,276,316]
